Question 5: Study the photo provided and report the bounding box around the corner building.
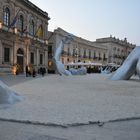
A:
[0,0,50,73]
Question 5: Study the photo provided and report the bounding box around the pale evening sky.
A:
[30,0,140,45]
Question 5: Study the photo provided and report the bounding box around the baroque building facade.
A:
[0,0,50,74]
[47,28,108,73]
[0,0,136,74]
[95,36,135,65]
[47,28,135,73]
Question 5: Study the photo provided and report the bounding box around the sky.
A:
[30,0,140,45]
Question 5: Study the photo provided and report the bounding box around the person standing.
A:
[26,65,29,77]
[32,68,36,77]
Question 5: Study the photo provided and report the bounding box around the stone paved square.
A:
[0,74,140,126]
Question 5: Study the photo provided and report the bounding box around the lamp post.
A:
[14,27,18,34]
[0,22,2,29]
[45,39,48,45]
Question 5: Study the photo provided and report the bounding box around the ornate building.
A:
[0,0,50,74]
[95,36,135,65]
[47,28,135,73]
[0,0,135,74]
[47,28,108,73]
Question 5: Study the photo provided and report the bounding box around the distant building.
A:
[0,0,50,74]
[95,36,135,65]
[47,28,108,73]
[47,28,135,73]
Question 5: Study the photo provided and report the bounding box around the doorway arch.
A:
[17,48,24,73]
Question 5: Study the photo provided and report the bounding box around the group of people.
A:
[26,65,46,77]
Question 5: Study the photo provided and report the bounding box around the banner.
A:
[35,25,43,38]
[9,11,19,29]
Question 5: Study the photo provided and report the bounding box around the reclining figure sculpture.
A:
[54,34,87,76]
[111,46,140,80]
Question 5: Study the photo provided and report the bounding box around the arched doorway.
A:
[17,48,24,73]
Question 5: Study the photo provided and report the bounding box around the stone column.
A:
[44,50,48,67]
[10,45,14,65]
[13,43,17,64]
[26,45,29,65]
[36,48,39,67]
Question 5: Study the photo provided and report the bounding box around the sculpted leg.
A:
[0,80,23,104]
[54,34,87,76]
[111,46,140,80]
[136,57,140,78]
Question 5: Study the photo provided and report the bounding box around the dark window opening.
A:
[4,48,10,62]
[30,52,34,64]
[3,7,10,26]
[40,54,43,65]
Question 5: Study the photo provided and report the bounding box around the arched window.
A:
[19,15,24,32]
[29,20,34,36]
[3,7,10,26]
[17,48,24,55]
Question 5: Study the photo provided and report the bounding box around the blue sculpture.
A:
[54,34,87,76]
[0,80,23,105]
[111,46,140,80]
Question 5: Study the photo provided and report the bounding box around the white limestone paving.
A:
[0,74,140,126]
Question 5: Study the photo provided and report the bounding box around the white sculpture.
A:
[0,80,23,105]
[101,66,111,74]
[111,46,140,80]
[54,34,87,76]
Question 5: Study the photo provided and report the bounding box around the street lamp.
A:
[14,27,18,34]
[0,21,2,29]
[45,39,48,45]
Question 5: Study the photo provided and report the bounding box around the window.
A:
[30,52,34,64]
[99,52,101,60]
[3,7,10,26]
[89,50,91,59]
[4,48,10,62]
[94,51,96,59]
[103,53,106,60]
[73,48,75,56]
[40,54,43,65]
[84,49,86,58]
[29,20,34,36]
[48,45,52,58]
[19,15,24,32]
[67,48,70,56]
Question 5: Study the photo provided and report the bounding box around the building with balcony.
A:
[47,28,108,73]
[0,0,50,74]
[95,36,135,65]
[47,28,136,73]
